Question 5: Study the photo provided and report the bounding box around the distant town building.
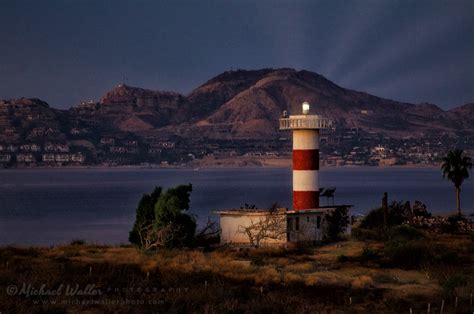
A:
[17,154,35,163]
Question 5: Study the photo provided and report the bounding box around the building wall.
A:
[287,212,325,242]
[219,213,287,245]
[287,210,351,242]
[219,209,352,245]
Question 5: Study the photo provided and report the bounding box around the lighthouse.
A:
[216,102,351,245]
[279,102,332,210]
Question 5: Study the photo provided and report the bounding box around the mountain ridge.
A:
[1,68,472,141]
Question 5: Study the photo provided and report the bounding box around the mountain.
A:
[69,84,188,133]
[2,68,473,143]
[0,97,68,142]
[176,68,473,139]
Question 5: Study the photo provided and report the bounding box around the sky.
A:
[0,0,472,109]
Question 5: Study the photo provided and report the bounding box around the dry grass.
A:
[0,233,472,313]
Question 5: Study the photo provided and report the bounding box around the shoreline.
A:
[0,159,441,171]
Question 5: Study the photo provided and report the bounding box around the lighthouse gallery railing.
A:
[279,116,332,130]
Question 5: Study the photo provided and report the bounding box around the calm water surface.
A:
[0,167,472,245]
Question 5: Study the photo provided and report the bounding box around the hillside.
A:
[181,69,471,139]
[3,68,472,140]
[0,68,472,167]
[68,68,473,140]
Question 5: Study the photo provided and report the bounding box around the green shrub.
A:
[373,274,398,284]
[412,200,431,218]
[337,255,349,263]
[352,227,386,241]
[358,246,380,263]
[360,201,412,229]
[63,247,80,258]
[70,239,85,246]
[299,243,317,255]
[250,255,265,266]
[384,240,434,269]
[1,247,39,259]
[441,274,467,298]
[437,251,459,265]
[388,225,425,242]
[324,206,349,242]
[440,215,466,234]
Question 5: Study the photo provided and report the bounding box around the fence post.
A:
[440,299,444,314]
[427,302,430,314]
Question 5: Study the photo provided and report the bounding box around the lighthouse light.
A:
[302,102,310,115]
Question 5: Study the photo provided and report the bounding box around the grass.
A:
[0,233,472,313]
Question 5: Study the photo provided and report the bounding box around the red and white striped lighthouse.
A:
[280,102,332,210]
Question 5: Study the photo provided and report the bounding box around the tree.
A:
[441,149,472,216]
[129,187,162,246]
[324,206,349,241]
[129,184,196,249]
[153,184,196,248]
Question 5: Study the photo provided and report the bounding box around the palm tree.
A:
[441,149,472,216]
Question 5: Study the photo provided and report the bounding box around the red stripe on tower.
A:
[293,149,319,170]
[293,191,319,210]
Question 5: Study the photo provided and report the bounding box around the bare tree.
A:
[195,221,221,246]
[237,211,286,247]
[138,222,182,250]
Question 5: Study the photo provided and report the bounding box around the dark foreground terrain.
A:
[0,233,473,313]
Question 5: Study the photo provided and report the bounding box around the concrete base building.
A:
[217,206,351,246]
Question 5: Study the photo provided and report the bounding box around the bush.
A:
[441,274,467,298]
[353,225,424,242]
[360,201,416,230]
[384,240,434,269]
[337,255,349,263]
[70,239,86,246]
[352,227,386,241]
[324,206,349,242]
[388,225,425,242]
[440,215,466,234]
[412,201,431,218]
[437,251,459,265]
[358,246,380,263]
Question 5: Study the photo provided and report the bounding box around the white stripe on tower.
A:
[293,170,319,191]
[293,129,320,150]
[292,129,320,210]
